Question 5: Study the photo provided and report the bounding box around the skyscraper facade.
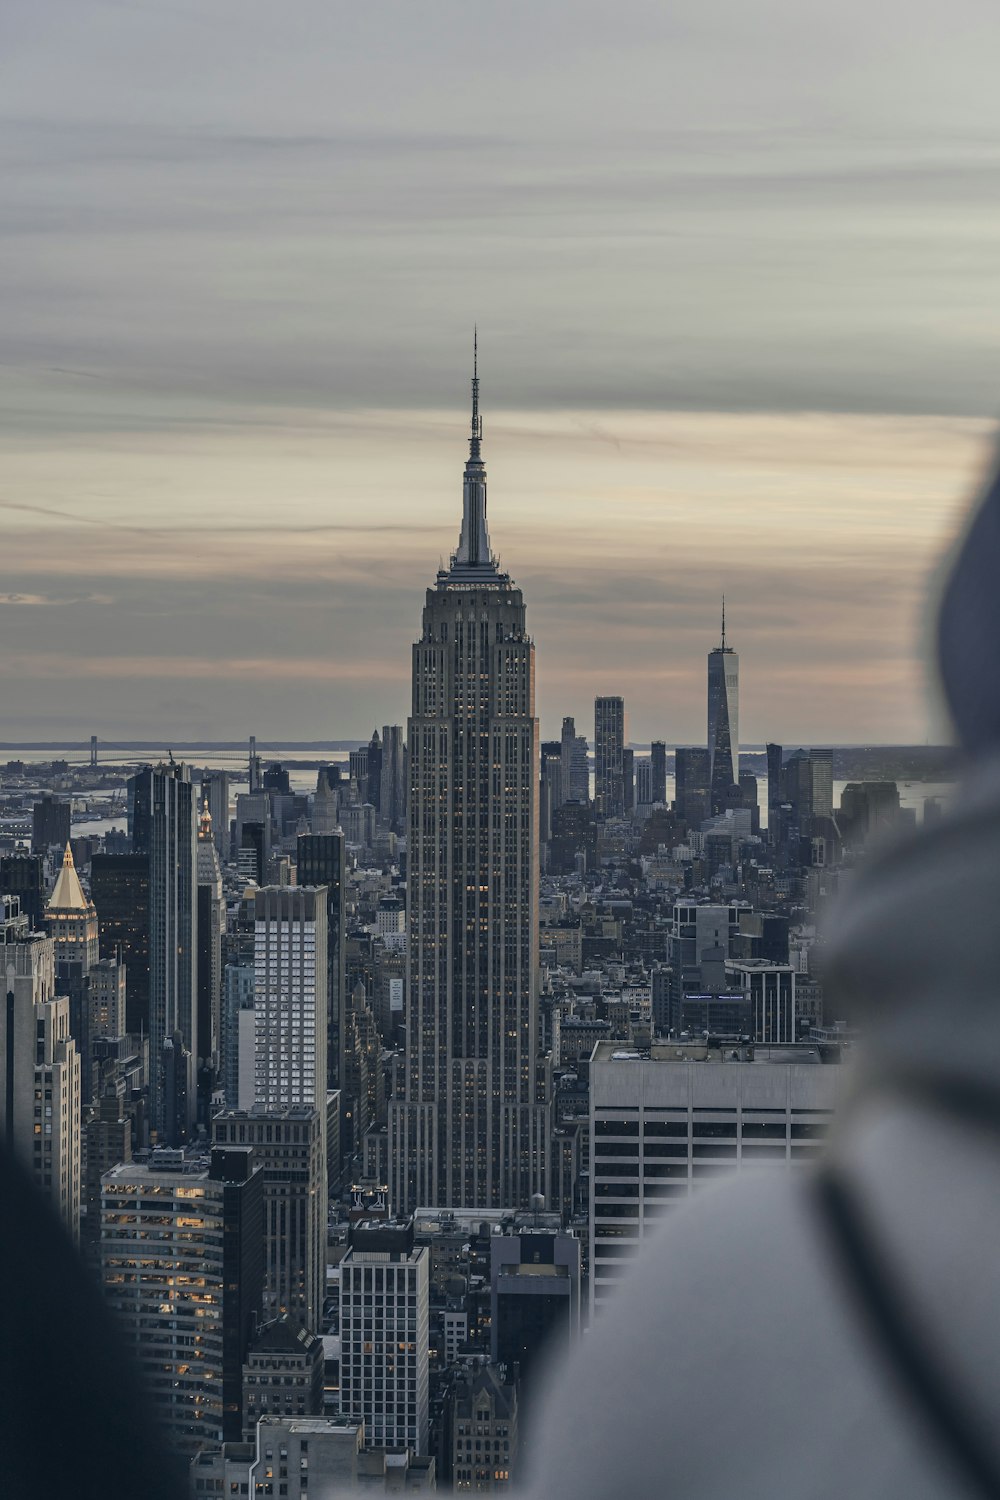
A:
[560,716,589,804]
[594,696,626,820]
[90,850,150,1034]
[390,354,547,1213]
[650,741,668,805]
[296,833,346,1101]
[197,802,224,1123]
[130,764,198,1142]
[252,886,328,1119]
[707,606,739,815]
[379,724,406,833]
[674,746,710,825]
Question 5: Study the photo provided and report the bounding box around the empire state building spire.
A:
[450,330,498,579]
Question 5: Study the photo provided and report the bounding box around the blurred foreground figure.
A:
[0,1143,183,1500]
[528,464,1000,1500]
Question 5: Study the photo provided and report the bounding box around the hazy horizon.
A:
[5,0,1000,744]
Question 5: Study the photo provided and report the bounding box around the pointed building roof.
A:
[448,332,503,582]
[48,842,92,913]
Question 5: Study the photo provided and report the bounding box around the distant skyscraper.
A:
[46,842,100,1104]
[650,741,668,805]
[130,764,198,1143]
[197,801,224,1124]
[379,725,406,833]
[390,349,547,1213]
[366,729,383,811]
[810,748,834,820]
[560,717,589,803]
[540,740,563,844]
[201,770,230,857]
[622,746,635,814]
[0,851,45,931]
[31,793,70,854]
[296,833,346,1102]
[674,746,711,825]
[708,602,739,815]
[594,696,626,820]
[766,742,784,835]
[47,842,99,968]
[90,851,150,1035]
[635,755,653,807]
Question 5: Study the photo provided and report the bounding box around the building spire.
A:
[449,333,497,579]
[721,595,727,650]
[470,326,482,463]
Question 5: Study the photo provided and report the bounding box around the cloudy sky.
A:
[4,0,1000,745]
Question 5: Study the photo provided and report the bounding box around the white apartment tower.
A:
[253,886,328,1115]
[389,348,547,1213]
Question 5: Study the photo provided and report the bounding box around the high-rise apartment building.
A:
[707,604,739,815]
[130,764,199,1142]
[634,756,653,808]
[0,897,82,1242]
[594,696,626,820]
[588,1037,845,1313]
[389,354,547,1213]
[212,1106,326,1332]
[253,887,327,1120]
[339,1220,430,1453]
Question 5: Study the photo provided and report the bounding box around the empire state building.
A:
[389,351,548,1213]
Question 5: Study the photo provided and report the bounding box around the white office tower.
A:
[707,600,740,814]
[589,1037,847,1315]
[339,1221,430,1454]
[0,897,81,1242]
[390,350,547,1213]
[253,887,328,1114]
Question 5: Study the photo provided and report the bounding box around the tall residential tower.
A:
[390,349,547,1212]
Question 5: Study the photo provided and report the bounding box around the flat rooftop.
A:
[592,1040,840,1066]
